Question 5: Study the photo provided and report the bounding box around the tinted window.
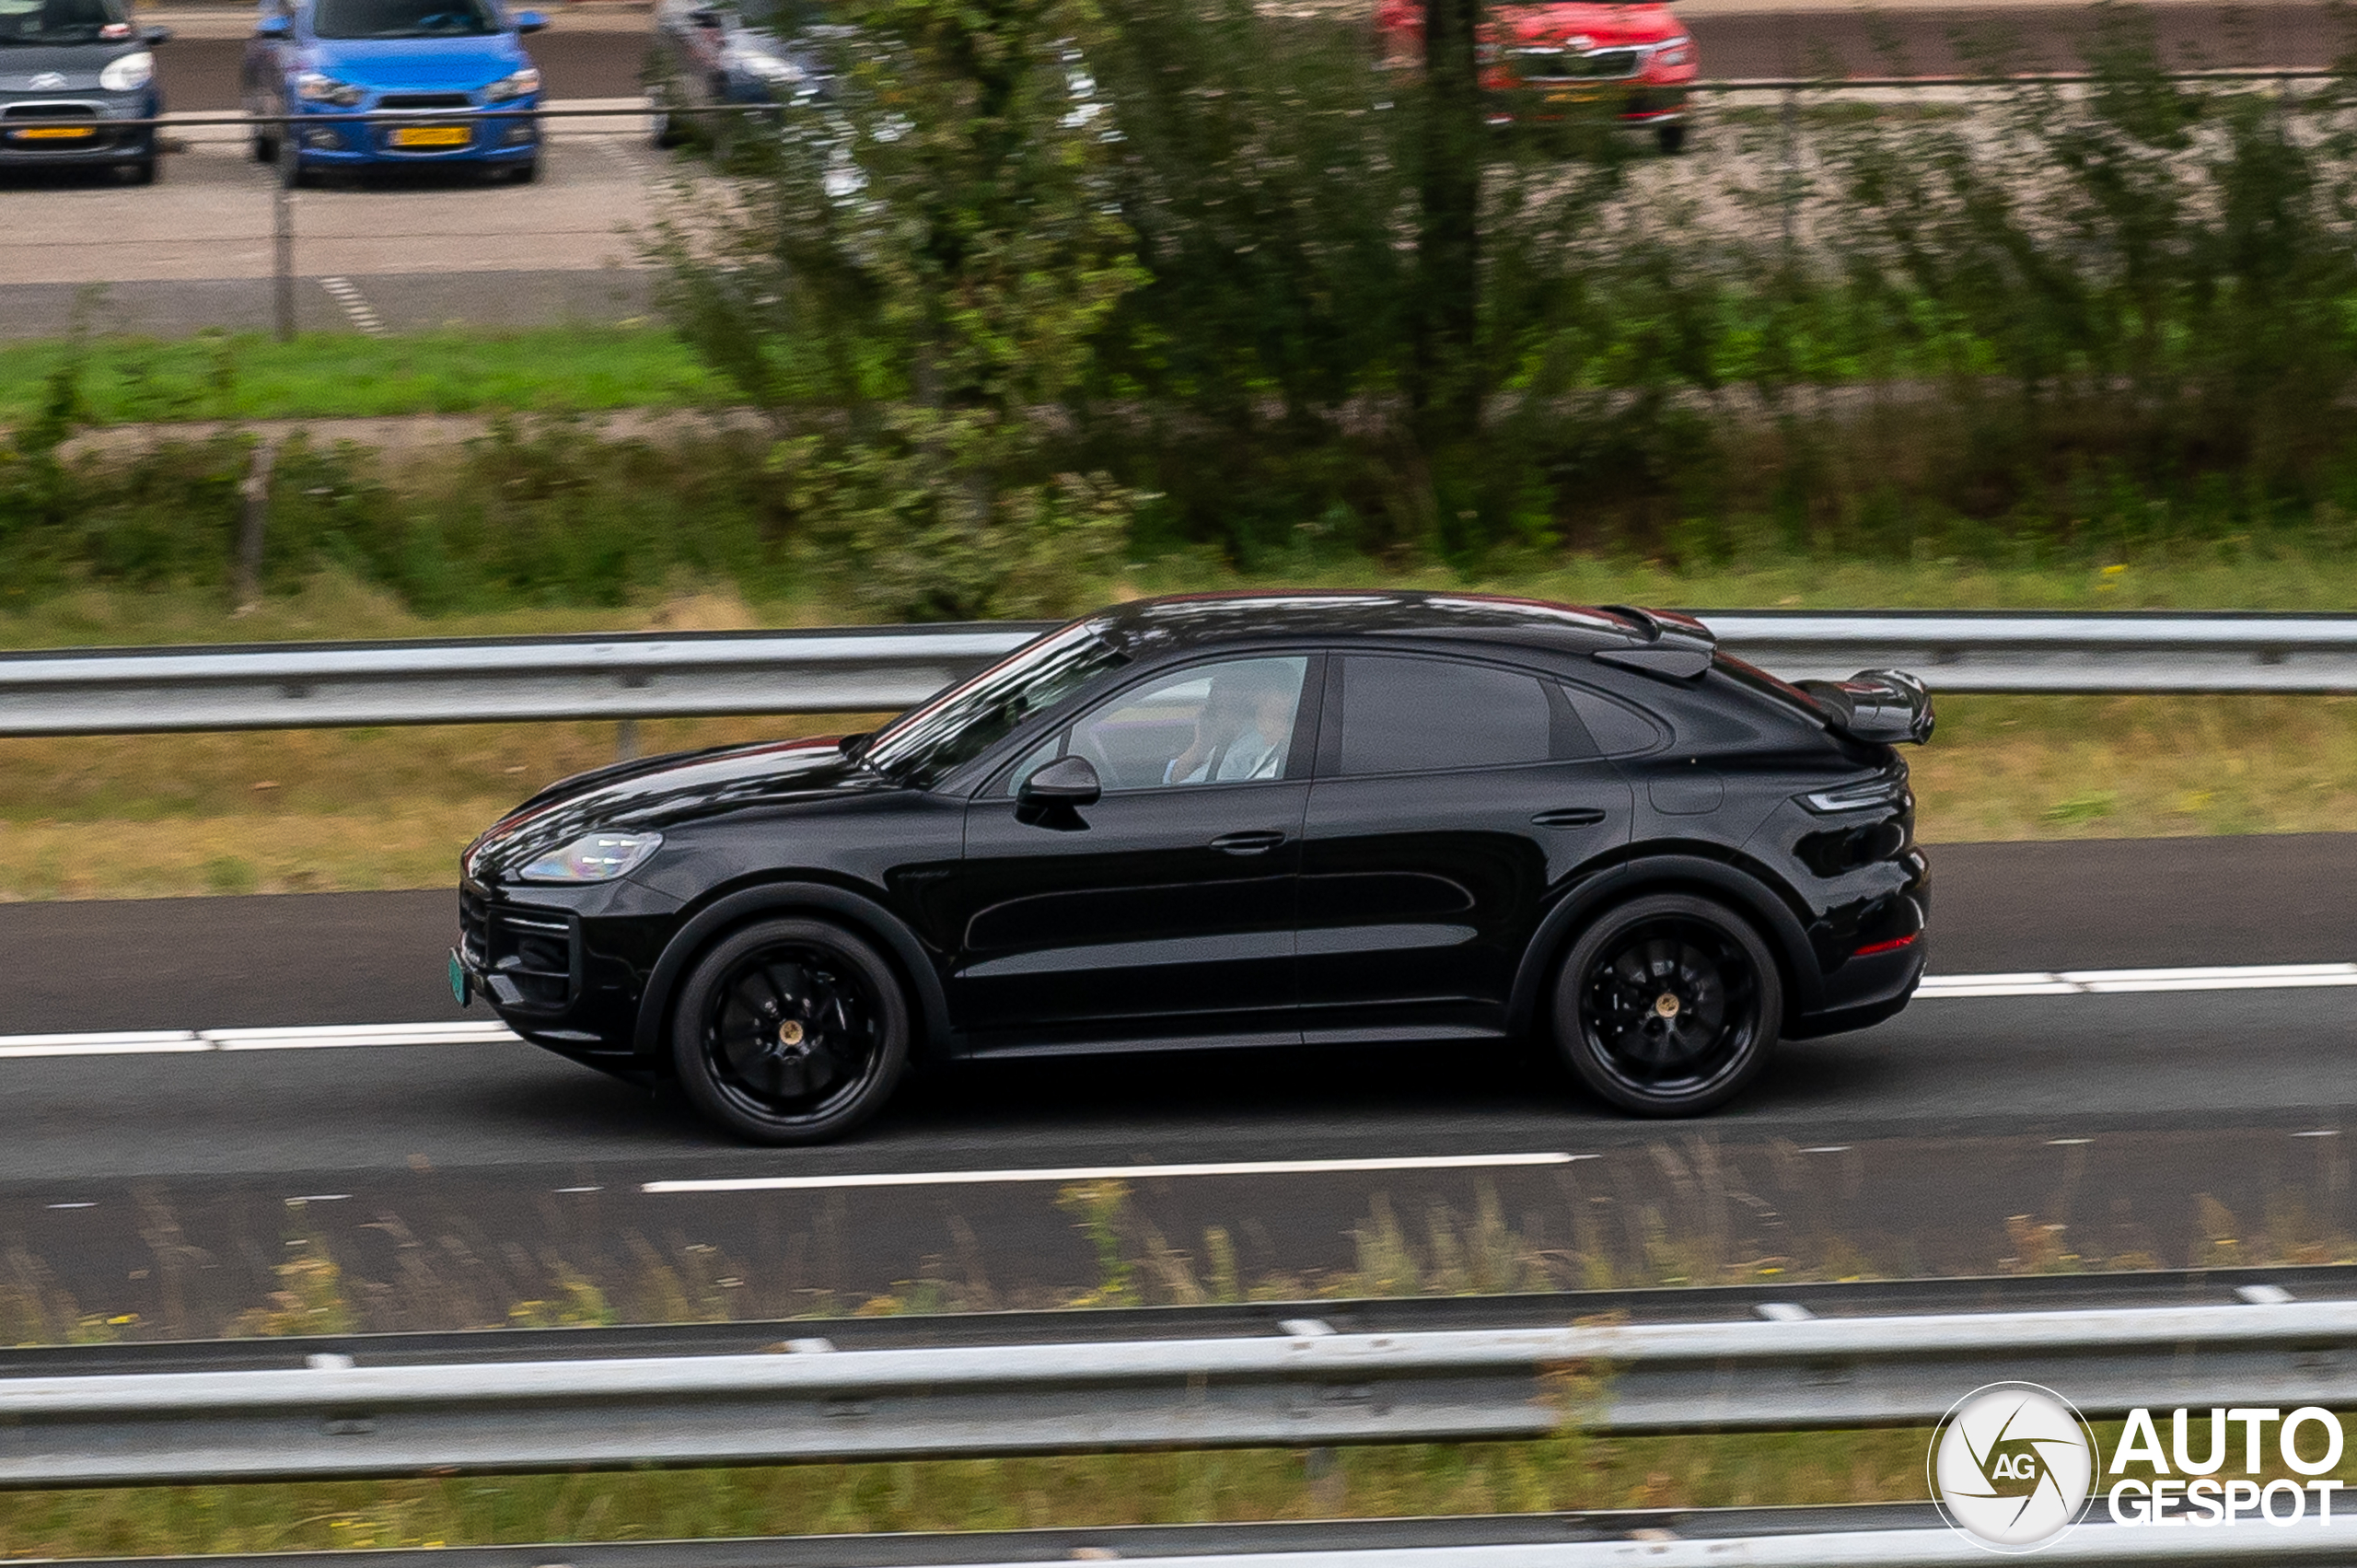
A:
[1561,683,1666,756]
[1008,656,1309,795]
[1334,656,1557,776]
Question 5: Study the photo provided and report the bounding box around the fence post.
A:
[232,438,276,614]
[1780,86,1799,254]
[273,117,296,343]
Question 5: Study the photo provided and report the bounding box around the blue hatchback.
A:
[242,0,547,181]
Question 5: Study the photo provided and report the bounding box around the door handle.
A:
[1531,807,1608,829]
[1211,830,1287,855]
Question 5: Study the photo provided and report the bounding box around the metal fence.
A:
[1,610,2353,737]
[6,1288,2355,1486]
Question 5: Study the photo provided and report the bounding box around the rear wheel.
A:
[1656,122,1688,156]
[252,129,279,164]
[670,917,910,1144]
[1553,893,1782,1116]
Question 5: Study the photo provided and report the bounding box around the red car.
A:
[1376,0,1698,153]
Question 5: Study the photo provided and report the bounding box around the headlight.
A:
[737,51,804,85]
[99,51,155,92]
[1654,37,1691,66]
[517,830,662,882]
[483,65,540,101]
[296,70,366,106]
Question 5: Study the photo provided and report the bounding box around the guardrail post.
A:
[273,118,296,344]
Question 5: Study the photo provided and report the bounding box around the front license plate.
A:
[11,126,95,141]
[392,124,470,147]
[448,950,470,1005]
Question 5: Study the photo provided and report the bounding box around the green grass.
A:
[0,325,721,428]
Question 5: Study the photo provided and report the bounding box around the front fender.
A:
[632,880,955,1064]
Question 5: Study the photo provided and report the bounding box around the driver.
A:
[1163,663,1296,784]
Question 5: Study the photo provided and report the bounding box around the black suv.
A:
[455,593,1933,1143]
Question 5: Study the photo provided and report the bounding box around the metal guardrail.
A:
[2,611,2354,736]
[24,1506,2357,1568]
[6,1291,2356,1486]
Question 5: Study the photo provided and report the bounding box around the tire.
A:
[252,130,278,165]
[122,157,156,186]
[1551,892,1782,1117]
[507,157,540,184]
[1655,122,1689,156]
[669,917,911,1144]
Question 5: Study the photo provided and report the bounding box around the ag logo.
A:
[1929,1382,2097,1552]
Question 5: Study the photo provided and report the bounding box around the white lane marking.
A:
[0,961,2351,1063]
[0,1023,518,1057]
[1916,961,2357,998]
[44,1202,95,1210]
[318,275,387,337]
[643,1152,1592,1195]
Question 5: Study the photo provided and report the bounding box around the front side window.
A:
[1006,656,1310,795]
[865,622,1129,791]
[1332,655,1571,776]
[312,0,497,38]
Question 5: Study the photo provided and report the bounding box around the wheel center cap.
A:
[1653,993,1681,1019]
[778,1019,806,1048]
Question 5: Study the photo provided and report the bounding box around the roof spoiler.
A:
[1798,668,1936,746]
[1594,605,1716,679]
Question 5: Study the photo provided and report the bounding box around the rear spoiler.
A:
[1797,668,1936,746]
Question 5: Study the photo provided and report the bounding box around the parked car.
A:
[1376,0,1698,154]
[644,0,825,150]
[242,0,547,183]
[0,0,168,184]
[453,593,1933,1144]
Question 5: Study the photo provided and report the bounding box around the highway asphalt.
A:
[1,832,2354,1333]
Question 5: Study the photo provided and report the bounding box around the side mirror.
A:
[513,8,547,30]
[255,14,291,37]
[143,23,173,43]
[1018,755,1101,809]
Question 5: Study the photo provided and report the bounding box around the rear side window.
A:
[1331,655,1577,776]
[1561,683,1667,756]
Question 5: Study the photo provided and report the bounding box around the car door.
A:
[1297,651,1634,1041]
[949,653,1320,1055]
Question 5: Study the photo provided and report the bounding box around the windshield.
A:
[865,621,1130,790]
[0,0,131,46]
[312,0,496,38]
[733,0,824,31]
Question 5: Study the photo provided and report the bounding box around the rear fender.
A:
[1505,851,1824,1035]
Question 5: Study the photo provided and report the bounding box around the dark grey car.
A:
[643,0,824,149]
[0,0,169,182]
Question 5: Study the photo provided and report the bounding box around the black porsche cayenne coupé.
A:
[454,593,1933,1143]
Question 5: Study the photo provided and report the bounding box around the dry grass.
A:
[4,571,2353,900]
[1,693,2347,900]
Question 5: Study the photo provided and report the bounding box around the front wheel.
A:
[669,917,911,1144]
[1552,893,1782,1116]
[1655,122,1689,156]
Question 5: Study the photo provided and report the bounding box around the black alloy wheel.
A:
[1553,892,1782,1116]
[671,917,910,1144]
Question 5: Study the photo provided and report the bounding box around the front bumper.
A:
[454,875,680,1072]
[0,92,157,163]
[293,100,540,164]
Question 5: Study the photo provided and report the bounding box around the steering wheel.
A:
[1067,725,1121,790]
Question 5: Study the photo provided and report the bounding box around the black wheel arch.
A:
[633,880,953,1066]
[1506,850,1821,1037]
